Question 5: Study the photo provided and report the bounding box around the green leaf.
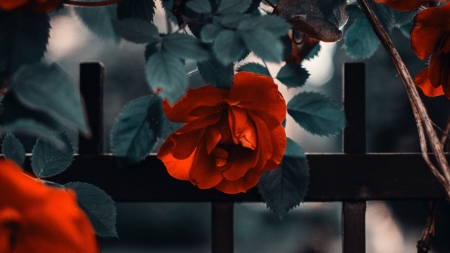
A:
[10,63,90,135]
[2,134,26,166]
[281,34,292,61]
[276,63,309,88]
[399,22,413,39]
[220,14,249,29]
[200,24,224,43]
[236,62,270,76]
[186,0,212,13]
[145,50,188,103]
[287,92,345,136]
[65,182,117,238]
[31,132,74,178]
[0,119,64,149]
[212,30,246,65]
[246,0,262,13]
[0,11,49,77]
[344,12,380,58]
[237,15,290,37]
[216,0,252,14]
[258,138,310,218]
[162,33,210,61]
[116,0,155,22]
[146,98,183,140]
[111,95,158,168]
[74,5,119,42]
[304,43,320,60]
[112,19,159,44]
[241,28,283,62]
[197,56,234,89]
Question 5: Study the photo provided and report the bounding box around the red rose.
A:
[0,159,99,253]
[411,2,450,98]
[374,0,430,11]
[0,0,60,13]
[157,72,287,194]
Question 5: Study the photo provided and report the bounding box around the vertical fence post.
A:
[79,62,104,155]
[212,202,234,253]
[342,62,366,253]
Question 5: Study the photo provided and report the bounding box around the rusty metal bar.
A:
[342,62,367,253]
[79,62,104,155]
[212,202,234,253]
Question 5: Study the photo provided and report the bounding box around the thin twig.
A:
[356,0,450,197]
[417,201,438,253]
[64,0,122,7]
[264,0,276,9]
[440,117,450,147]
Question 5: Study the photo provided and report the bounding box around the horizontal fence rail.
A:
[22,153,448,201]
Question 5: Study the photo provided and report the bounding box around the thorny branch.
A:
[356,0,450,197]
[417,201,438,253]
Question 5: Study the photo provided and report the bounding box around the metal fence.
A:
[23,62,448,253]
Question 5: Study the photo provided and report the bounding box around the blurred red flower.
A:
[411,2,450,98]
[0,159,99,253]
[157,72,287,194]
[375,0,430,11]
[0,0,60,13]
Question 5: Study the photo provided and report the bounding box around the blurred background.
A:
[34,2,450,252]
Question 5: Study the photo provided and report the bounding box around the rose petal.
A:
[415,68,445,97]
[162,85,224,123]
[189,144,223,189]
[267,124,287,169]
[429,53,444,88]
[229,72,286,124]
[0,0,27,10]
[214,168,262,194]
[249,113,274,171]
[222,146,258,181]
[411,3,450,60]
[157,139,193,180]
[228,107,249,144]
[206,127,222,154]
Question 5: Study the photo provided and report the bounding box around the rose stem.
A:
[356,0,450,196]
[64,0,122,7]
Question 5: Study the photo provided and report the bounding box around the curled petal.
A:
[189,144,223,189]
[229,72,286,124]
[411,3,450,60]
[163,85,224,123]
[415,68,445,97]
[222,146,258,181]
[214,168,262,194]
[157,139,193,180]
[266,124,287,169]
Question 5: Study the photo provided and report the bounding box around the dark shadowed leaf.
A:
[10,64,90,135]
[145,50,188,103]
[276,0,348,42]
[0,11,49,77]
[197,56,234,89]
[74,5,119,42]
[212,30,247,65]
[237,62,270,76]
[237,15,291,37]
[162,33,210,61]
[117,0,155,22]
[216,0,252,14]
[112,19,159,43]
[241,28,284,62]
[344,6,379,59]
[65,182,117,238]
[287,92,345,136]
[246,0,262,13]
[31,132,74,178]
[304,43,321,60]
[186,0,212,13]
[111,96,158,168]
[258,138,310,218]
[276,63,309,88]
[220,14,249,28]
[0,119,64,149]
[201,23,225,42]
[2,134,26,166]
